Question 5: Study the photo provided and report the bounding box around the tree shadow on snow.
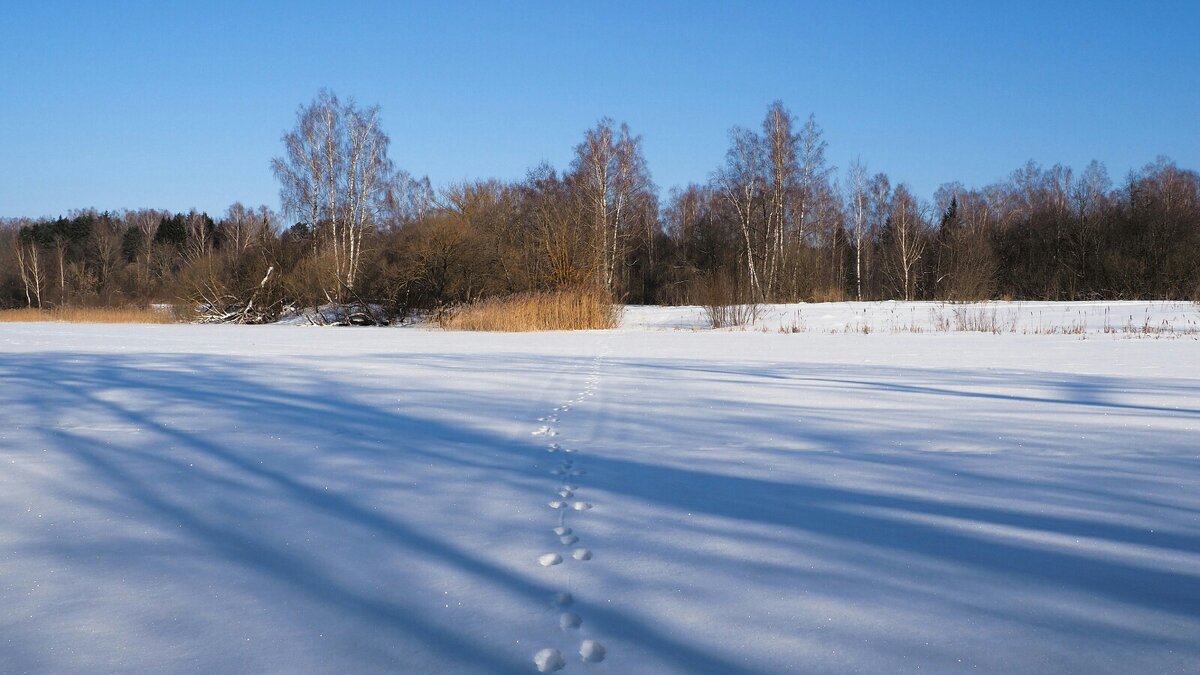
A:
[0,350,765,674]
[1,348,1197,672]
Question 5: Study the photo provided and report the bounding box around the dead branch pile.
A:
[194,266,286,324]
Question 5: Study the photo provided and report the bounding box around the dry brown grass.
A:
[0,306,183,324]
[438,288,620,331]
[809,287,848,303]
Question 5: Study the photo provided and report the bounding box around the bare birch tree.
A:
[886,185,928,301]
[273,89,398,303]
[571,118,653,292]
[846,160,869,300]
[793,115,829,270]
[15,235,45,308]
[92,214,124,293]
[716,126,766,301]
[182,210,214,263]
[220,202,263,254]
[125,209,166,289]
[762,102,798,298]
[383,170,435,229]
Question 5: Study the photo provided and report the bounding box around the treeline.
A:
[2,93,1198,317]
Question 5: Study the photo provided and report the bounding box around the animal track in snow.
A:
[580,640,606,663]
[528,348,609,670]
[534,648,565,672]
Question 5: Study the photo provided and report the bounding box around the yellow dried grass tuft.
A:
[0,306,183,324]
[438,288,619,332]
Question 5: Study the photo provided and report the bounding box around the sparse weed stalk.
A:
[930,304,952,332]
[696,273,759,329]
[704,302,761,329]
[952,304,1002,333]
[779,310,806,334]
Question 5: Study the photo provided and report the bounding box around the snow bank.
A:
[621,300,1200,335]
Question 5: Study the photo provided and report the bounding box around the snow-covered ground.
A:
[622,300,1200,335]
[1,303,1197,673]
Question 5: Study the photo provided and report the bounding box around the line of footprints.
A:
[530,351,607,672]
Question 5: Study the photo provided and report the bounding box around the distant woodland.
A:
[2,91,1198,320]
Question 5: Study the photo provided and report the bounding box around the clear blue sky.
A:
[2,1,1197,219]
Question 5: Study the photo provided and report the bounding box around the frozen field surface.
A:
[1,306,1198,673]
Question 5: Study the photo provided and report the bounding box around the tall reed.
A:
[438,288,619,331]
[0,306,182,324]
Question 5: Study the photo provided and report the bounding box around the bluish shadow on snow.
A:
[0,350,764,674]
[0,346,1197,672]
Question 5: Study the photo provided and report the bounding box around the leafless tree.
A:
[846,159,869,300]
[885,185,928,301]
[273,89,398,302]
[570,118,654,292]
[762,102,798,297]
[812,177,846,298]
[15,236,45,308]
[339,101,393,293]
[131,209,161,246]
[92,214,125,293]
[183,210,213,263]
[522,164,590,289]
[123,208,166,288]
[794,113,829,251]
[219,202,268,255]
[383,170,435,229]
[716,126,766,301]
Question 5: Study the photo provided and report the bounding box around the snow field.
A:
[0,306,1197,673]
[622,300,1200,336]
